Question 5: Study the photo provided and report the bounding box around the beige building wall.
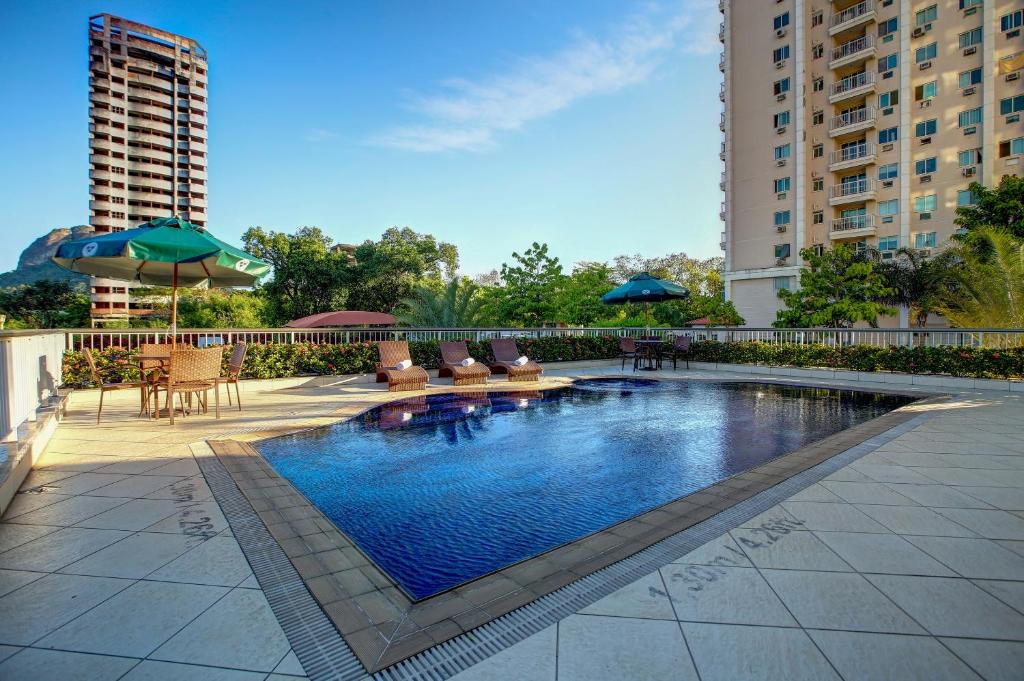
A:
[720,0,1024,328]
[87,14,208,325]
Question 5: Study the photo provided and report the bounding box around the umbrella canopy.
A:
[286,311,397,328]
[601,272,689,304]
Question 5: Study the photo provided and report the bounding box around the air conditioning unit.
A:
[920,99,932,108]
[920,212,932,220]
[882,216,894,223]
[881,251,894,260]
[776,258,788,266]
[962,166,977,177]
[911,27,925,38]
[882,70,894,80]
[920,136,932,145]
[776,224,788,233]
[882,180,894,188]
[1009,114,1022,124]
[776,28,788,38]
[775,61,786,69]
[963,46,977,56]
[882,107,894,115]
[963,86,977,96]
[777,192,787,199]
[964,126,977,135]
[917,248,932,257]
[920,174,932,183]
[776,159,787,167]
[1007,72,1021,82]
[776,126,787,134]
[919,61,932,71]
[776,93,787,102]
[882,143,894,152]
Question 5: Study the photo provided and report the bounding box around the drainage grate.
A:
[197,454,369,681]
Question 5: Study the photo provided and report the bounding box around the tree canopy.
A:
[0,280,90,328]
[938,227,1024,328]
[955,175,1024,239]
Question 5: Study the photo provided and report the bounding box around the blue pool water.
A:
[258,379,911,599]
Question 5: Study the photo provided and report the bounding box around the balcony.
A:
[829,214,877,239]
[828,179,876,206]
[829,107,876,138]
[719,0,725,14]
[720,231,727,250]
[719,142,726,161]
[828,142,877,172]
[719,113,726,131]
[719,22,725,43]
[719,54,726,72]
[829,34,875,70]
[829,0,876,37]
[829,71,875,104]
[719,82,725,101]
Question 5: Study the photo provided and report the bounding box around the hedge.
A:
[61,337,1024,388]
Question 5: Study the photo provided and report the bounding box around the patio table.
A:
[634,339,662,371]
[134,352,170,417]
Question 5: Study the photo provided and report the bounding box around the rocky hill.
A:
[0,226,93,289]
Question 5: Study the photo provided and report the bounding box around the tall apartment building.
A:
[720,0,1024,327]
[87,14,208,325]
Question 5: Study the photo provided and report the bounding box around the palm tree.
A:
[937,227,1024,328]
[872,247,959,328]
[396,278,488,327]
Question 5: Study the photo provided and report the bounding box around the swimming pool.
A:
[257,379,912,600]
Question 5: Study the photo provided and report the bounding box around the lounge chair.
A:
[662,335,692,370]
[439,341,490,386]
[376,341,429,392]
[489,339,543,382]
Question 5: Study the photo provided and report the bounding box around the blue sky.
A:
[0,0,721,276]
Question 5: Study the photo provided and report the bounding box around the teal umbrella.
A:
[53,217,269,339]
[602,272,689,333]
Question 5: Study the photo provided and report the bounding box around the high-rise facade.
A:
[720,0,1024,327]
[87,14,208,325]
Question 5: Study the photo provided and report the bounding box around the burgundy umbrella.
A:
[285,311,397,328]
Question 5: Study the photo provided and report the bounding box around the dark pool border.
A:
[206,380,948,675]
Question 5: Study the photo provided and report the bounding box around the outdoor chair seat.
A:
[376,341,429,392]
[439,341,490,386]
[489,339,542,382]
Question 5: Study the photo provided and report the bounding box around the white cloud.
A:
[371,1,715,153]
[305,128,339,142]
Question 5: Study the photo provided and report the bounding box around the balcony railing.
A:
[830,214,875,232]
[830,71,874,97]
[829,107,875,132]
[830,34,874,64]
[829,143,874,165]
[829,178,875,200]
[830,0,874,29]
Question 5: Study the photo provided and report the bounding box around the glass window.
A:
[774,111,790,127]
[812,110,824,125]
[774,144,791,160]
[1002,10,1023,32]
[915,157,937,175]
[812,77,824,92]
[959,27,983,48]
[878,199,899,216]
[958,107,983,127]
[916,119,937,137]
[958,149,981,166]
[773,45,790,62]
[878,18,898,37]
[773,276,791,291]
[915,42,937,63]
[915,81,937,100]
[879,127,899,144]
[1000,95,1024,115]
[959,68,982,89]
[774,210,791,225]
[960,0,982,8]
[813,210,824,224]
[916,5,938,27]
[774,177,791,193]
[774,244,791,259]
[774,12,790,30]
[774,78,790,95]
[1000,138,1024,157]
[813,177,824,191]
[914,195,937,213]
[812,10,823,27]
[879,164,898,180]
[812,144,823,158]
[878,53,898,72]
[878,236,899,251]
[879,90,899,108]
[915,232,938,248]
[958,190,978,206]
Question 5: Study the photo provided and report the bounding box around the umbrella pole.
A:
[170,262,178,346]
[645,301,651,336]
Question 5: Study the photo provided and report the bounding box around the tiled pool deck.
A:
[1,363,1022,680]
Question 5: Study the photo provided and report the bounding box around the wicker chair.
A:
[222,342,247,410]
[157,348,224,425]
[439,341,490,386]
[662,335,692,370]
[489,339,543,382]
[619,337,639,371]
[137,343,172,417]
[83,348,148,424]
[375,341,429,392]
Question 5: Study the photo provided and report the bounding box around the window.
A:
[812,77,824,92]
[813,210,824,224]
[959,68,982,89]
[958,190,978,206]
[813,178,824,191]
[916,119,937,137]
[958,107,983,128]
[879,164,898,180]
[878,17,898,37]
[878,236,899,251]
[914,195,937,213]
[915,81,937,100]
[773,277,791,291]
[878,199,899,216]
[774,210,791,225]
[915,232,938,248]
[774,144,791,160]
[812,144,823,158]
[958,149,981,166]
[916,5,938,27]
[915,157,937,175]
[915,42,937,64]
[879,127,899,144]
[812,110,824,126]
[774,78,790,95]
[999,137,1024,157]
[773,45,790,62]
[774,244,792,259]
[774,177,791,193]
[812,43,824,59]
[878,53,898,72]
[959,27,983,48]
[1000,95,1024,115]
[773,12,790,30]
[879,90,899,108]
[1002,10,1023,32]
[811,10,823,27]
[960,0,982,9]
[774,111,790,127]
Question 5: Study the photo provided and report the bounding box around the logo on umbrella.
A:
[641,289,651,294]
[82,242,99,257]
[234,259,250,271]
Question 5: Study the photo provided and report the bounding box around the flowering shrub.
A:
[61,337,1024,387]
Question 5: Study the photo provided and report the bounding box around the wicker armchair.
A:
[489,339,543,382]
[137,343,171,417]
[156,348,224,424]
[375,341,429,392]
[662,335,692,370]
[222,342,247,410]
[82,348,148,424]
[439,341,490,386]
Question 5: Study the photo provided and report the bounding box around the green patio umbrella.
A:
[601,272,690,333]
[53,217,269,340]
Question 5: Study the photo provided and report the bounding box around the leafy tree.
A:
[175,289,269,328]
[955,176,1024,239]
[396,278,486,327]
[873,247,958,328]
[553,263,616,326]
[938,227,1024,328]
[0,280,90,328]
[491,243,564,326]
[774,245,895,328]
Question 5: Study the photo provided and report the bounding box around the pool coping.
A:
[205,379,948,674]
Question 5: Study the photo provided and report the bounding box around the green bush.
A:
[61,337,1024,387]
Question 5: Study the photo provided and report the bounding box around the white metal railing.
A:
[829,178,876,199]
[829,107,875,131]
[830,71,874,97]
[830,0,874,28]
[0,332,65,442]
[830,214,876,232]
[829,142,874,164]
[831,34,873,63]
